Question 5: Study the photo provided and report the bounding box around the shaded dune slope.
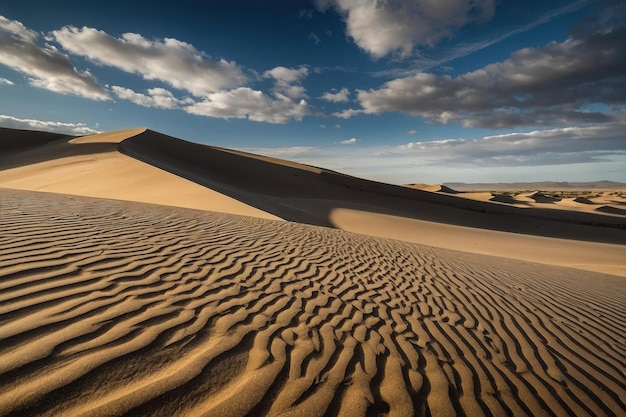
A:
[120,130,626,244]
[1,189,624,417]
[0,127,74,162]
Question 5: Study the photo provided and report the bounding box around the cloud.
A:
[0,16,109,100]
[51,26,248,96]
[263,66,309,84]
[340,137,360,144]
[0,114,100,135]
[263,66,309,99]
[372,0,594,76]
[340,14,626,128]
[184,87,312,123]
[309,32,321,45]
[0,77,14,85]
[395,121,626,166]
[111,86,192,109]
[315,0,496,58]
[406,129,418,135]
[320,87,350,103]
[299,9,315,20]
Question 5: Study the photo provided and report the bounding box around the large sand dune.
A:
[1,189,624,417]
[1,127,625,416]
[3,128,625,276]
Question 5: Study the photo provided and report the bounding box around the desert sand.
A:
[1,128,625,416]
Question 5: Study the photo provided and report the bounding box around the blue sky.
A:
[1,0,625,184]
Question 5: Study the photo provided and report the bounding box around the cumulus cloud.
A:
[0,77,14,85]
[340,137,360,144]
[338,13,626,128]
[406,129,418,135]
[0,16,109,100]
[263,66,309,99]
[0,114,100,135]
[316,0,496,58]
[185,87,312,123]
[51,26,248,96]
[320,87,350,102]
[111,86,191,109]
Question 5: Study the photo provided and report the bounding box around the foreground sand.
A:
[1,189,624,417]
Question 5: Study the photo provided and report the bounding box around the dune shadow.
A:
[118,130,626,245]
[0,130,119,171]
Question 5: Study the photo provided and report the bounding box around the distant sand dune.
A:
[1,189,624,417]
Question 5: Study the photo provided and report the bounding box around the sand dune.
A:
[0,129,279,220]
[1,189,624,417]
[1,127,626,416]
[1,128,625,276]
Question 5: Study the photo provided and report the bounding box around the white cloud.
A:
[263,66,309,84]
[316,0,496,58]
[111,86,191,109]
[263,66,309,99]
[0,77,14,85]
[320,87,350,103]
[51,26,248,96]
[341,18,626,128]
[184,87,312,123]
[0,114,100,135]
[0,16,109,100]
[340,137,360,144]
[406,129,418,135]
[0,16,37,42]
[372,0,594,76]
[395,122,626,166]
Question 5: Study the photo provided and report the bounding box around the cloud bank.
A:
[0,17,109,100]
[0,114,100,135]
[334,14,626,129]
[51,26,248,96]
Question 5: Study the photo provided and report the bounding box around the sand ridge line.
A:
[1,190,624,416]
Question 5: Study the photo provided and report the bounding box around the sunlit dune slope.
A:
[0,128,279,220]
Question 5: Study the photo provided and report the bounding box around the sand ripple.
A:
[1,189,624,417]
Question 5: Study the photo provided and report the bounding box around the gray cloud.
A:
[336,12,626,129]
[51,26,248,96]
[0,114,100,135]
[316,0,496,58]
[0,16,109,100]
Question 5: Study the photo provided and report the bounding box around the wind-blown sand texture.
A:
[1,189,625,417]
[1,127,626,416]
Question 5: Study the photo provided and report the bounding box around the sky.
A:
[1,0,625,184]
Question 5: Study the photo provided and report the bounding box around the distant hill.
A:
[445,181,626,191]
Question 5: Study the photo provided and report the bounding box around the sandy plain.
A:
[0,127,624,416]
